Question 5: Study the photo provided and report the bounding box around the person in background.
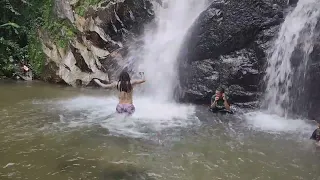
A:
[210,87,231,112]
[93,71,145,115]
[20,62,29,76]
[310,123,320,143]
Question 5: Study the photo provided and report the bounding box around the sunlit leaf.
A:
[0,22,20,28]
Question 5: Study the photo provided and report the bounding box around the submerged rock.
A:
[41,0,154,86]
[177,0,289,106]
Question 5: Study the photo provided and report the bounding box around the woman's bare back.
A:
[93,78,145,105]
[118,91,133,104]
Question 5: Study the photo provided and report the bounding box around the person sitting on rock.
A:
[20,62,30,76]
[310,123,320,143]
[210,87,231,112]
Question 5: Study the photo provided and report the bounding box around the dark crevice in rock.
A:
[63,64,71,71]
[95,58,107,73]
[76,33,84,44]
[75,79,82,87]
[85,7,96,19]
[85,31,120,52]
[100,1,110,7]
[97,0,154,43]
[87,78,109,87]
[41,61,68,85]
[99,48,128,81]
[70,45,93,73]
[44,42,54,50]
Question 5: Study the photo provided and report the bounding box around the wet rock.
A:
[40,30,109,86]
[98,47,129,81]
[42,0,154,86]
[177,0,289,106]
[304,63,320,120]
[297,22,320,120]
[54,0,75,23]
[40,61,68,85]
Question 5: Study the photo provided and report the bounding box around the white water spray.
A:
[42,0,210,138]
[245,0,320,133]
[132,0,208,102]
[45,96,199,138]
[263,0,320,117]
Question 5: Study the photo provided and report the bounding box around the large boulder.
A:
[177,0,290,107]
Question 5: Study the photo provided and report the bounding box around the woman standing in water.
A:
[93,71,146,115]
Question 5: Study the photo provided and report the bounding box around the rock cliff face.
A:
[177,0,293,107]
[41,0,154,86]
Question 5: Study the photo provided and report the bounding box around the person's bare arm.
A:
[210,96,218,108]
[223,94,231,110]
[93,79,117,89]
[131,79,146,86]
[224,100,231,110]
[210,99,216,108]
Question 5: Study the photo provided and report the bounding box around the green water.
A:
[0,81,320,180]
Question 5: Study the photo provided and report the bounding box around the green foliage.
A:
[41,0,78,48]
[0,0,48,77]
[0,0,103,78]
[45,19,78,48]
[27,31,45,76]
[74,0,102,17]
[0,22,20,28]
[75,6,86,17]
[0,0,79,77]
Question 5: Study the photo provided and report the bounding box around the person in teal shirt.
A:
[210,87,231,111]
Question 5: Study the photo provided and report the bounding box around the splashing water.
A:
[39,0,210,138]
[263,0,320,117]
[48,96,200,138]
[130,0,208,102]
[245,111,315,135]
[66,0,207,137]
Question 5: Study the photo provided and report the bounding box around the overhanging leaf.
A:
[0,22,20,28]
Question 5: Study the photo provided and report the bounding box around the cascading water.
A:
[263,0,320,118]
[245,0,320,133]
[47,0,209,138]
[129,0,208,102]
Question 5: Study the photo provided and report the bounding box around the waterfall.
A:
[128,0,208,102]
[263,0,320,117]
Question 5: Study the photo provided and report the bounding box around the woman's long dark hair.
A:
[117,71,132,92]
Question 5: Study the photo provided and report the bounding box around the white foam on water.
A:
[247,0,320,136]
[50,95,200,138]
[244,111,315,135]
